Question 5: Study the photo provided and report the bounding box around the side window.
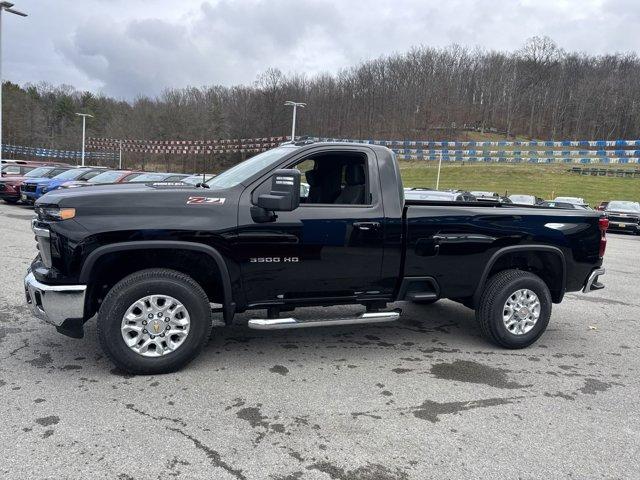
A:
[122,173,141,182]
[251,151,371,206]
[81,171,101,180]
[291,153,370,206]
[50,168,68,177]
[3,165,21,174]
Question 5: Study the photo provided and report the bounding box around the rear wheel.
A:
[97,268,212,374]
[476,269,551,349]
[3,198,18,204]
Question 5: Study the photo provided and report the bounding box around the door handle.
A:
[353,221,381,231]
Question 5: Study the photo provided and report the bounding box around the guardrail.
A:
[7,137,640,165]
[309,138,640,164]
[1,144,116,161]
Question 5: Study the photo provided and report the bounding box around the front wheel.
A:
[97,268,212,375]
[476,269,551,349]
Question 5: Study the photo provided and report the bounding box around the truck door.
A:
[236,147,387,306]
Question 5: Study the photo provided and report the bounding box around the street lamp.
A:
[0,2,27,164]
[284,101,306,142]
[75,112,93,166]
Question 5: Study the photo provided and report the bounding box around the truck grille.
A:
[22,184,37,193]
[608,214,639,224]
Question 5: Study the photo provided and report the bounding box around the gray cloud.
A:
[4,0,640,99]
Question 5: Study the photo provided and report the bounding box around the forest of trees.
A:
[3,37,640,160]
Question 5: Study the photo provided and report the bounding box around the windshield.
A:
[1,164,22,174]
[607,201,640,212]
[509,195,535,204]
[406,191,454,201]
[207,147,292,189]
[554,197,583,204]
[183,174,214,185]
[88,171,122,183]
[130,172,171,182]
[53,169,88,181]
[25,167,53,178]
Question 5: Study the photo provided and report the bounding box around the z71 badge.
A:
[186,196,226,205]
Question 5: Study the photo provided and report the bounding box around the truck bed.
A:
[401,202,602,303]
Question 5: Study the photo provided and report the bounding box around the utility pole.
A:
[0,2,27,165]
[284,101,306,142]
[118,139,122,169]
[75,112,93,166]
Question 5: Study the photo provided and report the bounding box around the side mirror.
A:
[252,169,301,222]
[257,169,301,212]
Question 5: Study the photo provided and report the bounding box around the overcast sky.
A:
[3,0,638,99]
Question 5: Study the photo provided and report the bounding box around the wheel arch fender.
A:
[472,245,567,307]
[79,241,236,324]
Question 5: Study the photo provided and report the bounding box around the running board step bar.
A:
[247,309,401,330]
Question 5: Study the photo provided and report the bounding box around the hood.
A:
[0,175,28,185]
[36,181,228,208]
[59,180,91,189]
[36,182,237,235]
[22,177,53,185]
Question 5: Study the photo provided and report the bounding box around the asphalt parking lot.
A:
[0,201,639,480]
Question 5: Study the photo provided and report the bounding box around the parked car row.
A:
[403,187,639,235]
[0,160,215,205]
[404,189,587,208]
[0,159,69,177]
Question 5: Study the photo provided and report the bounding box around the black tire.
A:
[97,268,212,375]
[3,198,18,204]
[476,269,551,349]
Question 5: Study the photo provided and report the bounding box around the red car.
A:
[1,159,69,178]
[0,165,72,204]
[58,169,143,189]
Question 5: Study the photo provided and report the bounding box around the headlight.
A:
[35,206,76,221]
[32,220,53,268]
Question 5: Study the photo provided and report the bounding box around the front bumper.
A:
[606,222,640,233]
[21,192,39,203]
[582,268,605,293]
[24,271,86,327]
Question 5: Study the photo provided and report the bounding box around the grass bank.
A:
[399,162,640,206]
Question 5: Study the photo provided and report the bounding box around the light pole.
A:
[435,151,443,190]
[75,112,93,166]
[284,101,306,142]
[0,2,27,164]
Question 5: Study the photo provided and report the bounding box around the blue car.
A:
[21,167,106,203]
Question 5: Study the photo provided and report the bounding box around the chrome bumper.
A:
[24,271,86,327]
[582,268,605,293]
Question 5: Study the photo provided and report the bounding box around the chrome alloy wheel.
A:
[120,295,191,357]
[502,288,541,335]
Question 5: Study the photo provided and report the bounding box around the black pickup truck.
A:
[24,142,607,374]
